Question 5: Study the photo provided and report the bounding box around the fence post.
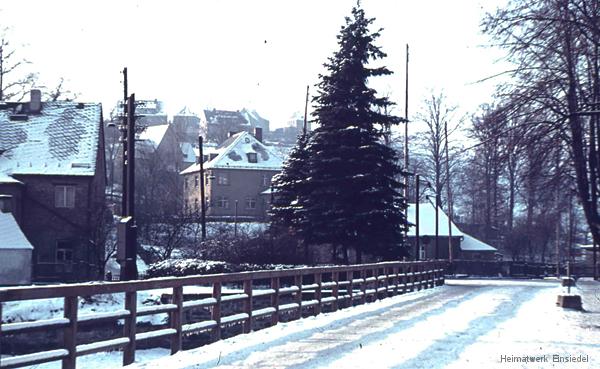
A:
[123,291,137,366]
[332,271,339,311]
[393,266,400,295]
[346,270,353,308]
[314,273,322,316]
[243,279,253,333]
[360,269,367,304]
[384,267,391,297]
[294,274,303,319]
[170,286,183,354]
[271,277,280,326]
[62,296,78,369]
[212,281,222,341]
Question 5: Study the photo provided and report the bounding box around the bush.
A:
[145,258,306,279]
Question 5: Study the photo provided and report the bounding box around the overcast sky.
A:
[1,0,507,129]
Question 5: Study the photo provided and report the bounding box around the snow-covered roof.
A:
[138,124,169,149]
[460,233,497,252]
[180,142,196,163]
[0,172,23,184]
[0,101,102,177]
[0,212,33,250]
[181,131,283,174]
[406,202,463,237]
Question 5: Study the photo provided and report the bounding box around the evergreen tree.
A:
[270,132,310,232]
[302,4,407,263]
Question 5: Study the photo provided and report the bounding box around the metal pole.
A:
[445,121,453,263]
[415,175,420,261]
[199,135,206,240]
[435,193,439,260]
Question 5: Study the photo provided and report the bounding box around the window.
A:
[247,152,257,163]
[216,196,229,208]
[194,175,199,188]
[194,198,199,210]
[217,173,229,185]
[184,177,189,190]
[0,195,12,213]
[245,197,256,209]
[55,185,75,208]
[56,240,74,263]
[262,174,270,187]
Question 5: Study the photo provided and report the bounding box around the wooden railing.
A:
[0,260,446,369]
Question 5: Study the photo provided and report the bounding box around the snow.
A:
[406,202,463,237]
[138,124,169,149]
[0,211,33,249]
[181,131,283,174]
[0,101,101,177]
[126,279,599,369]
[6,279,598,368]
[460,233,497,251]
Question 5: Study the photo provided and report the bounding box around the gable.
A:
[206,132,283,170]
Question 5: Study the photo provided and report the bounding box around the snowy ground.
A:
[10,279,600,369]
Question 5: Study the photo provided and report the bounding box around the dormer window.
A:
[247,152,258,163]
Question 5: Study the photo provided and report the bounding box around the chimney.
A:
[254,127,263,142]
[30,89,42,113]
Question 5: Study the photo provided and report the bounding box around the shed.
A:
[459,233,497,260]
[0,211,33,285]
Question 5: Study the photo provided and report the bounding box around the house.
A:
[0,210,34,285]
[180,129,283,221]
[172,106,201,144]
[406,202,497,260]
[200,108,270,144]
[0,90,106,283]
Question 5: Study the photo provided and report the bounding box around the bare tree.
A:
[483,0,600,247]
[415,91,464,211]
[0,34,37,101]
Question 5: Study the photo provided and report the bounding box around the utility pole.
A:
[445,121,453,263]
[404,44,409,200]
[121,68,128,215]
[415,174,420,261]
[117,67,138,281]
[199,135,207,240]
[435,192,439,260]
[303,85,309,135]
[0,40,4,101]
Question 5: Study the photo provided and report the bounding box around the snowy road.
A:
[126,279,600,369]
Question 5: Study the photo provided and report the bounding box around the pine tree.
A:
[270,133,310,232]
[302,4,407,263]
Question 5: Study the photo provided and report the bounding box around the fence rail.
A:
[0,260,446,369]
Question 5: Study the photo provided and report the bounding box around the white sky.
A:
[0,0,508,129]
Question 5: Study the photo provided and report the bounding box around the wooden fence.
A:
[0,260,445,369]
